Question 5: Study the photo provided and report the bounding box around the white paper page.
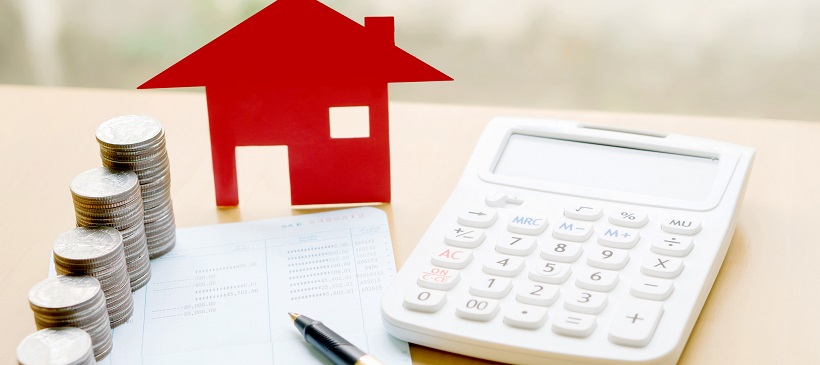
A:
[50,207,411,364]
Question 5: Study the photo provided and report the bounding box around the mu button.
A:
[661,217,702,235]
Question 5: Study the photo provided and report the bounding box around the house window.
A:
[329,106,370,139]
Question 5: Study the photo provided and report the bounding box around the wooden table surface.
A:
[1,85,818,364]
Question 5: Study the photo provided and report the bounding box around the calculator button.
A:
[552,311,597,338]
[563,204,603,221]
[564,289,608,314]
[586,247,630,270]
[495,234,537,256]
[403,287,447,313]
[485,192,524,208]
[640,255,684,279]
[503,303,548,329]
[457,207,498,228]
[551,220,593,242]
[430,246,473,269]
[528,261,571,284]
[483,254,525,277]
[661,217,702,235]
[444,226,486,248]
[507,212,549,235]
[455,296,500,322]
[651,235,694,257]
[597,226,640,249]
[516,282,560,306]
[575,268,620,292]
[417,265,460,290]
[469,274,512,299]
[630,277,674,301]
[608,299,664,347]
[539,240,583,263]
[608,210,648,228]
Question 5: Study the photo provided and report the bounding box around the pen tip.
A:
[288,312,299,322]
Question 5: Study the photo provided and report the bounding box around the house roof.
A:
[139,0,451,89]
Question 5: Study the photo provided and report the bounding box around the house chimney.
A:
[364,17,394,45]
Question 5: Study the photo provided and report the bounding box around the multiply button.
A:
[417,265,460,290]
[507,212,549,235]
[457,207,498,228]
[640,255,684,279]
[609,299,664,347]
[661,217,702,235]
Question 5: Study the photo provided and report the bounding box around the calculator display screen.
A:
[494,134,720,202]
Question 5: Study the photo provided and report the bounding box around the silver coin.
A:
[16,327,93,365]
[70,168,139,202]
[29,276,102,311]
[53,227,122,264]
[96,115,163,148]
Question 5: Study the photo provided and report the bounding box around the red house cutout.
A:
[138,0,451,206]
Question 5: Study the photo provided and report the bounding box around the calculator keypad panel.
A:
[402,195,704,348]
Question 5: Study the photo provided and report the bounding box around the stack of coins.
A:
[16,327,96,365]
[96,115,176,259]
[70,167,151,291]
[53,227,134,327]
[28,276,113,361]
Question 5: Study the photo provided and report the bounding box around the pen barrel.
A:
[305,322,367,365]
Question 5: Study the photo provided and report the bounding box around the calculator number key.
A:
[444,226,486,248]
[483,255,525,277]
[608,209,648,228]
[661,217,702,235]
[587,247,630,270]
[575,268,619,292]
[528,261,572,284]
[609,299,664,347]
[455,296,500,322]
[417,265,460,290]
[564,288,608,314]
[552,311,597,338]
[651,235,694,257]
[469,274,512,299]
[597,226,640,249]
[516,282,560,306]
[640,255,684,278]
[430,246,473,269]
[495,235,537,256]
[403,287,447,313]
[503,302,548,329]
[551,221,593,242]
[507,212,549,235]
[540,240,583,263]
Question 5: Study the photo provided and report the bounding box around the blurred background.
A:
[1,0,818,121]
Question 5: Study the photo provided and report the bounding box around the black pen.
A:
[289,312,384,365]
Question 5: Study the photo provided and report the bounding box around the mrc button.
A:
[507,212,549,235]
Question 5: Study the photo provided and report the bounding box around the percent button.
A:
[608,210,648,228]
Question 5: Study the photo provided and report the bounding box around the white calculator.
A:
[381,117,755,364]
